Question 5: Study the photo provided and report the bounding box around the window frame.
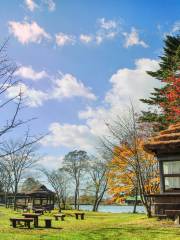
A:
[162,160,180,192]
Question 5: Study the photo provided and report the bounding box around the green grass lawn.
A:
[0,206,180,240]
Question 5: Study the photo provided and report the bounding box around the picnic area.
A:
[1,206,180,240]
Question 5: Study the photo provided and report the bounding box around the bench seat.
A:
[10,218,34,228]
[54,214,66,221]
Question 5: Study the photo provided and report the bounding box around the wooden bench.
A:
[10,218,34,228]
[75,212,85,220]
[54,214,66,221]
[44,218,52,228]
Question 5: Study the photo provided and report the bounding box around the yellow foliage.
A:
[108,139,160,203]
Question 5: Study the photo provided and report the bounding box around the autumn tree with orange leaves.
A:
[102,105,159,217]
[108,139,159,214]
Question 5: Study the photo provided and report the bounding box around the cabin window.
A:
[163,161,180,191]
[165,177,180,190]
[163,161,180,174]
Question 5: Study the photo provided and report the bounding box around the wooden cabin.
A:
[7,185,55,210]
[25,185,55,210]
[144,123,180,215]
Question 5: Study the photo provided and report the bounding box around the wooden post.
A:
[34,217,38,227]
[159,160,165,193]
[45,219,52,228]
[12,220,16,228]
[27,221,31,229]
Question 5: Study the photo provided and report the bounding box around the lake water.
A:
[79,205,145,213]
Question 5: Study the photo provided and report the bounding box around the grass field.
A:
[0,206,180,240]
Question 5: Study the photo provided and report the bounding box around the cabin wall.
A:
[152,195,180,214]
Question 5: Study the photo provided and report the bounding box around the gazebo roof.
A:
[26,185,55,196]
[144,123,180,154]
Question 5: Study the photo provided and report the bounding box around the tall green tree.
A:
[140,35,180,130]
[62,150,89,210]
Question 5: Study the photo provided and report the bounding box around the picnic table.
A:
[165,210,180,224]
[22,213,41,227]
[10,217,34,228]
[33,208,44,215]
[54,213,66,221]
[74,212,85,220]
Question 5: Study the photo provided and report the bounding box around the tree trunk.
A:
[74,187,78,209]
[146,205,152,218]
[77,190,80,210]
[4,191,7,208]
[13,185,18,211]
[133,188,138,214]
[57,196,61,212]
[92,198,98,211]
[62,197,66,210]
[95,198,102,212]
[94,183,107,212]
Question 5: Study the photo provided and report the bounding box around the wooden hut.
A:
[26,185,55,210]
[144,123,180,215]
[12,185,55,210]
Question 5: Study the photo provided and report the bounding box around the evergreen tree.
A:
[140,35,180,131]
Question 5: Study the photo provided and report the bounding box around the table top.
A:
[54,214,65,216]
[10,217,34,220]
[22,213,41,217]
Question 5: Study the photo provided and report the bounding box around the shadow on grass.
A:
[75,225,180,240]
[12,226,63,230]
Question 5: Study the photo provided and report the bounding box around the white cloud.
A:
[172,21,180,33]
[79,18,119,45]
[79,58,160,140]
[8,20,51,44]
[15,65,48,81]
[52,73,96,100]
[41,58,160,152]
[25,0,56,12]
[78,106,112,137]
[24,0,38,11]
[80,34,93,43]
[55,33,75,46]
[41,122,96,150]
[6,83,49,107]
[38,155,63,169]
[44,0,56,11]
[98,18,117,30]
[95,18,119,44]
[95,35,103,44]
[123,27,148,48]
[105,58,159,107]
[6,71,96,107]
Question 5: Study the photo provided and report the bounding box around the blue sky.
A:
[1,0,180,169]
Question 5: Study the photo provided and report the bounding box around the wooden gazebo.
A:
[144,123,180,215]
[26,185,55,210]
[14,185,55,210]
